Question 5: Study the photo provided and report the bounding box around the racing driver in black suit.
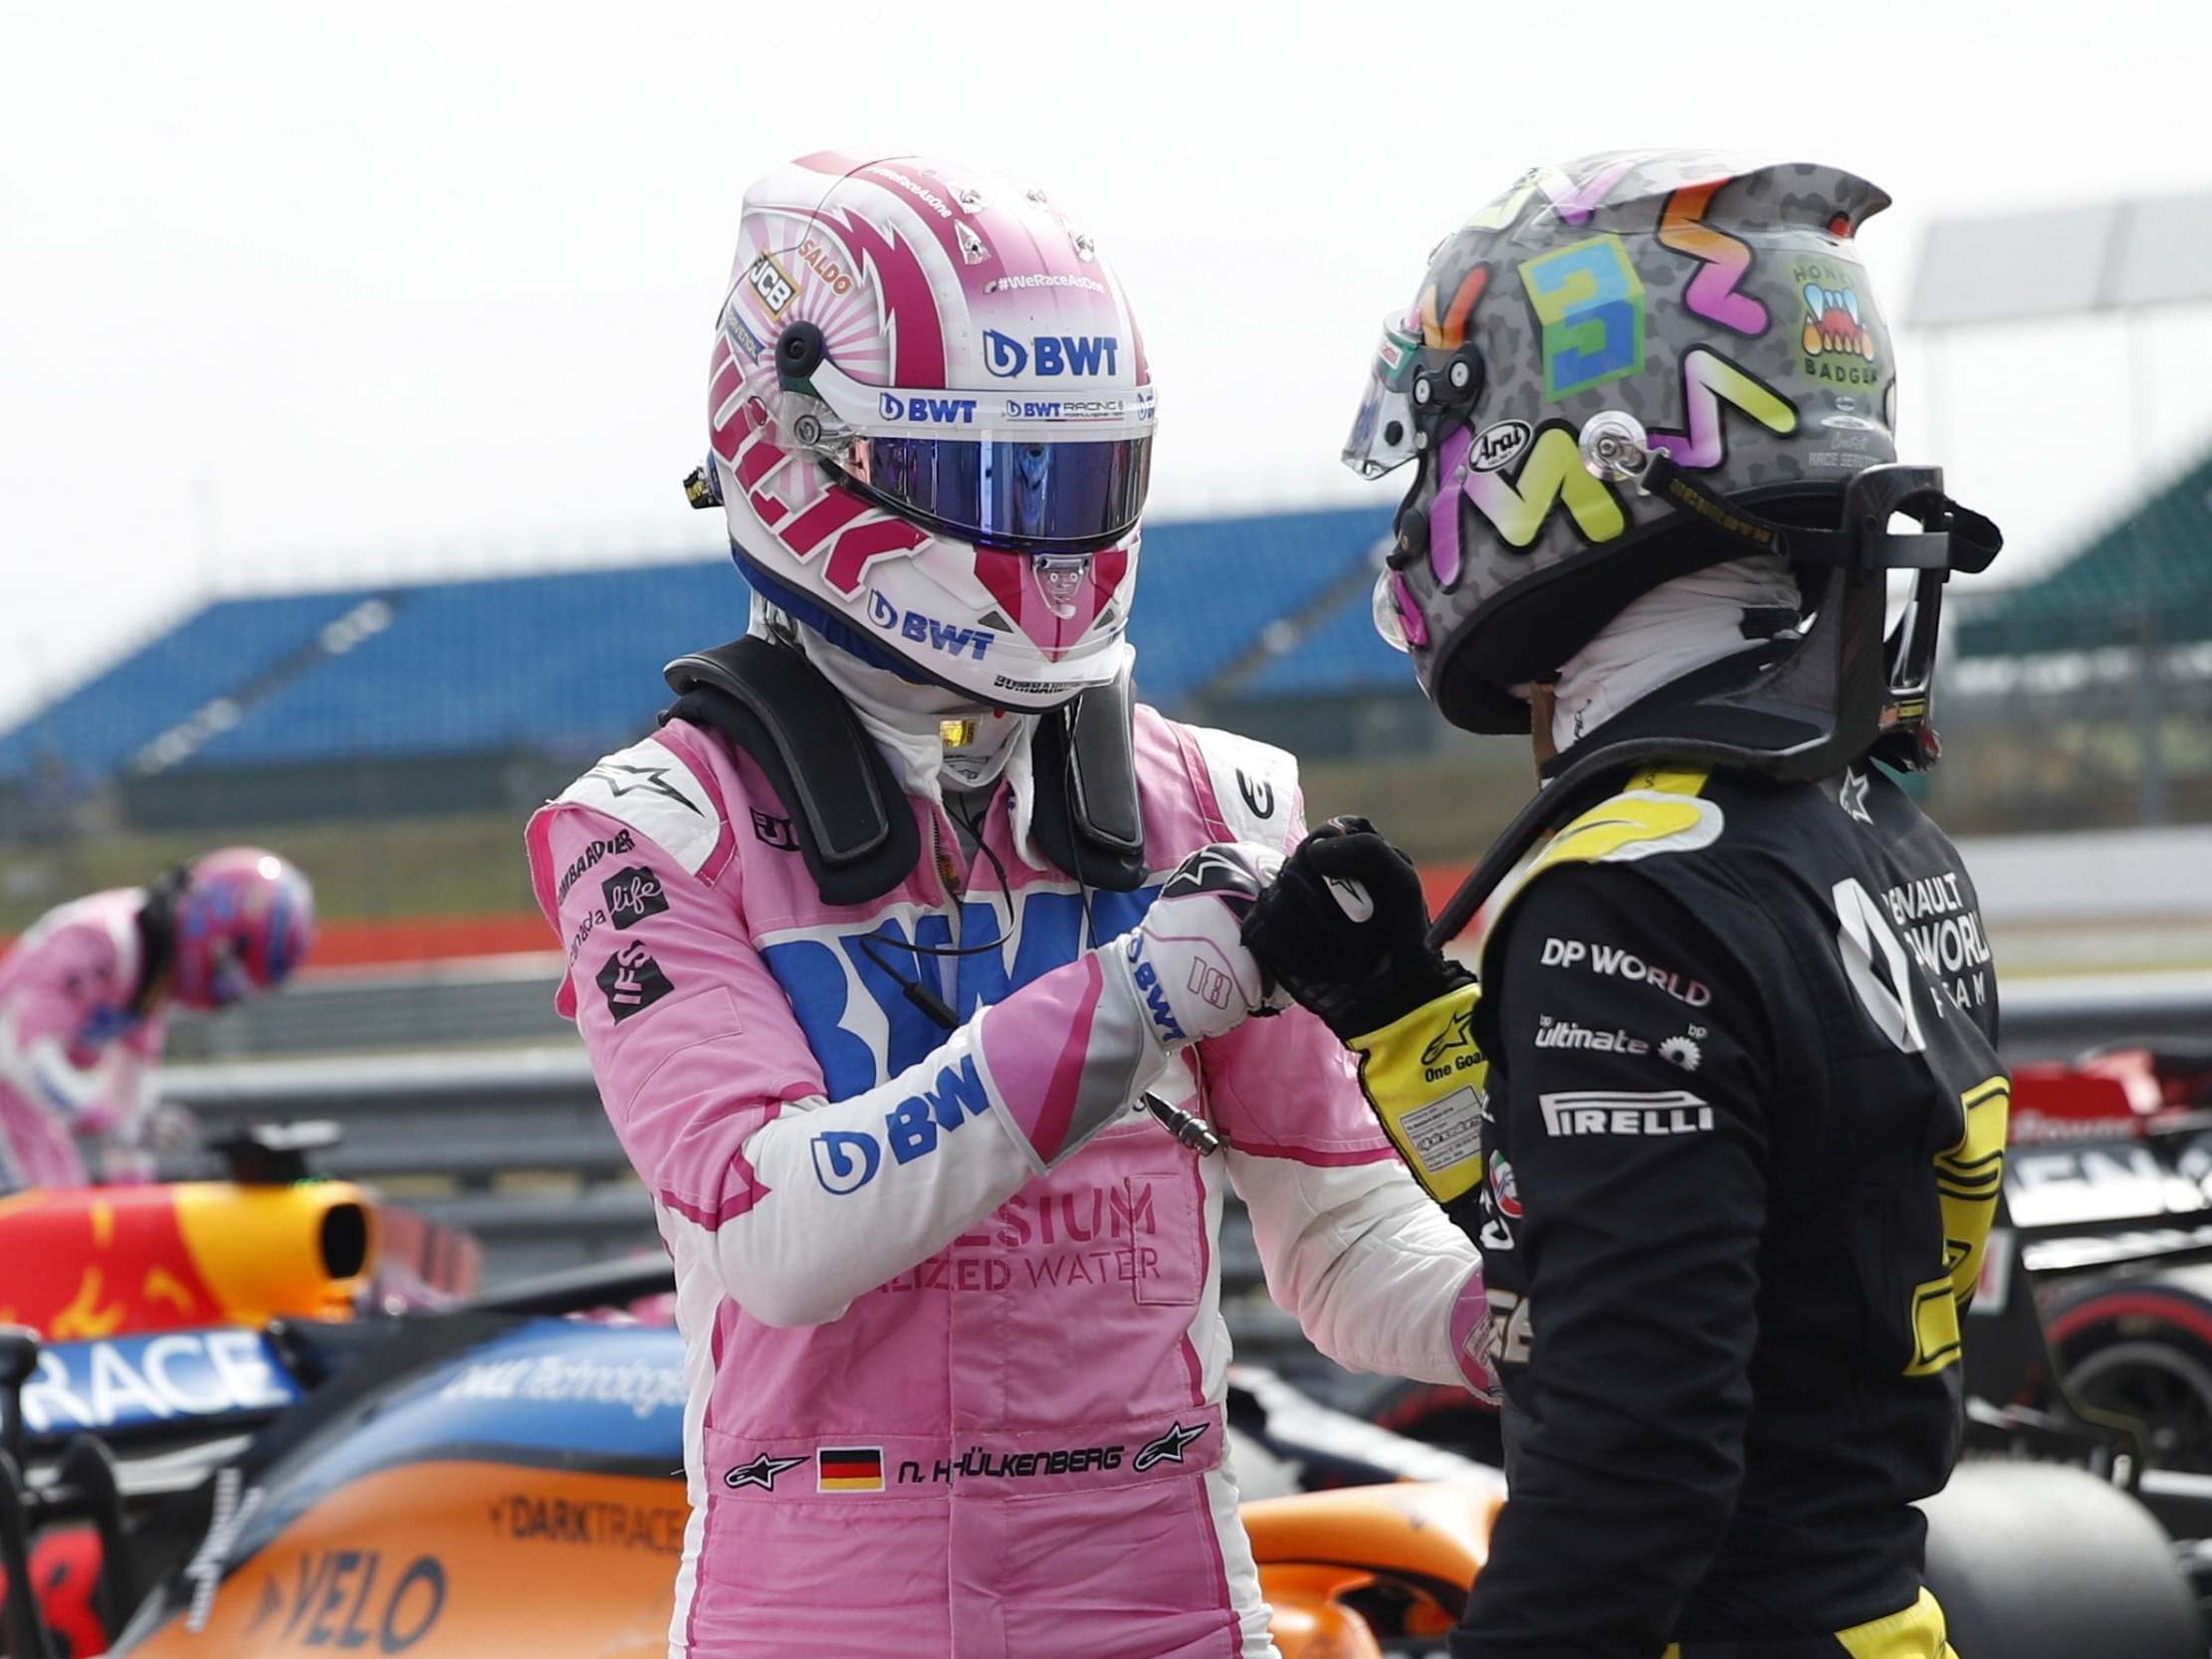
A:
[1242,151,2010,1658]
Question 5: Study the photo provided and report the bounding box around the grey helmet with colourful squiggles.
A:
[1343,150,1913,734]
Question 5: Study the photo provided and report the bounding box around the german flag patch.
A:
[817,1446,885,1493]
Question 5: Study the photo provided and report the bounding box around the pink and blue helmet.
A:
[171,847,316,1011]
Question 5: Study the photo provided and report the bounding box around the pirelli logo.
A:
[1538,1088,1712,1139]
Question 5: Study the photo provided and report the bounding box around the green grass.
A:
[2,814,540,931]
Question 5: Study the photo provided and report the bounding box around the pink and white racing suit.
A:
[0,888,167,1192]
[526,706,1489,1659]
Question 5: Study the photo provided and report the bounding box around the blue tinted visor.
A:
[853,435,1150,550]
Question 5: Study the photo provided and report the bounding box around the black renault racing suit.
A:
[1360,760,2004,1657]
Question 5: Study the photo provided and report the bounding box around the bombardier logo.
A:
[1539,1089,1713,1138]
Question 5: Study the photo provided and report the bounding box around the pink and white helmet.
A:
[692,152,1156,711]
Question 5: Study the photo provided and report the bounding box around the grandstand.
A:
[2,508,1547,932]
[0,509,1409,819]
[10,463,2210,938]
[1947,440,2212,829]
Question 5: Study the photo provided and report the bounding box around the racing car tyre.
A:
[1920,1462,2202,1659]
[2045,1275,2212,1472]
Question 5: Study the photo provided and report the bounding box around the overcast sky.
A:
[5,0,2211,725]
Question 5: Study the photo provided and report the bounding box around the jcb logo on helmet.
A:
[983,330,1120,379]
[746,254,795,317]
[879,392,979,425]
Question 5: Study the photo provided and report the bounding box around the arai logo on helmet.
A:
[983,330,1120,379]
[879,392,978,425]
[1470,420,1532,474]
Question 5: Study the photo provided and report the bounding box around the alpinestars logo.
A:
[724,1452,806,1493]
[582,761,705,816]
[1422,1005,1478,1069]
[1161,846,1260,917]
[1839,768,1875,826]
[1132,1420,1209,1472]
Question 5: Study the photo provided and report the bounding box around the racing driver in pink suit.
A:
[526,152,1493,1658]
[0,848,315,1191]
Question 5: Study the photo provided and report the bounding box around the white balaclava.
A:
[1549,555,1801,757]
[753,595,1032,801]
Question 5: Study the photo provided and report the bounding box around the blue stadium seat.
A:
[0,508,1394,786]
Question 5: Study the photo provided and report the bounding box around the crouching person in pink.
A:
[525,153,1493,1659]
[0,848,315,1191]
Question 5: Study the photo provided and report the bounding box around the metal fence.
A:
[152,962,2212,1369]
[158,1024,1307,1358]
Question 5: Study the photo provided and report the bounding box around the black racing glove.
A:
[1240,816,1471,1042]
[1242,818,1487,1210]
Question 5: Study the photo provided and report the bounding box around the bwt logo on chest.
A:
[983,330,1120,378]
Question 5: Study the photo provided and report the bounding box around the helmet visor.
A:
[854,435,1151,550]
[1341,313,1424,481]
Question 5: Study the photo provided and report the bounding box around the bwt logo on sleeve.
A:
[983,330,1120,378]
[813,1130,882,1194]
[867,590,995,662]
[879,392,978,424]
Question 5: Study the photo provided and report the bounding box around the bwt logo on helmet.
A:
[1002,397,1128,421]
[878,392,978,425]
[983,330,1120,379]
[867,590,995,661]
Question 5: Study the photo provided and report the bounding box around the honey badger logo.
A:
[1801,282,1877,361]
